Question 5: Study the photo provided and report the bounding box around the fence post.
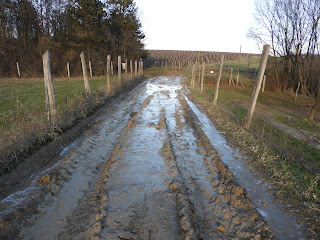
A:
[89,60,93,77]
[141,61,144,75]
[135,60,138,76]
[125,58,128,76]
[213,55,224,105]
[107,55,111,93]
[198,62,201,83]
[262,75,266,92]
[236,45,242,85]
[67,62,70,77]
[229,68,234,85]
[42,50,57,125]
[118,55,121,85]
[244,45,270,129]
[247,55,251,77]
[191,64,196,87]
[295,82,300,101]
[80,52,91,96]
[200,62,205,93]
[111,61,114,75]
[16,62,21,77]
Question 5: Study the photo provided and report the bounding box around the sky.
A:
[134,0,261,54]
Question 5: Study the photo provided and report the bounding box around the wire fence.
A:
[0,55,143,174]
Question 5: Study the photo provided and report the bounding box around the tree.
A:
[106,0,145,60]
[67,0,106,50]
[248,0,320,120]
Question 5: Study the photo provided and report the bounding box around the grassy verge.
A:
[0,73,147,175]
[186,72,320,238]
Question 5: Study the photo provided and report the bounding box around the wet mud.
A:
[0,76,306,239]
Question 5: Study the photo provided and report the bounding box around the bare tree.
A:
[248,0,320,120]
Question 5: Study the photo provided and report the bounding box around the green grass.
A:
[0,73,145,174]
[0,75,121,131]
[206,56,261,70]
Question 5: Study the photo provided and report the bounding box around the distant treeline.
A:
[145,50,259,67]
[0,0,147,77]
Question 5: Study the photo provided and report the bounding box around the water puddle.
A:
[19,81,150,239]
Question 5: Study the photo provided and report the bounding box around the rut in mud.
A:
[0,77,305,239]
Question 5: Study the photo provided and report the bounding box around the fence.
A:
[0,51,144,174]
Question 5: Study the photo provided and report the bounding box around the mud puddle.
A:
[0,76,306,239]
[185,96,305,240]
[1,81,149,239]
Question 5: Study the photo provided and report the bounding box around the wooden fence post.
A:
[191,64,196,87]
[236,45,242,85]
[67,62,70,77]
[213,55,224,105]
[138,58,142,76]
[89,60,93,77]
[125,58,128,76]
[111,61,114,75]
[295,82,301,101]
[42,50,57,125]
[244,45,270,129]
[198,62,201,83]
[16,62,21,77]
[229,68,234,85]
[262,75,266,92]
[118,55,122,85]
[80,52,91,96]
[138,60,141,76]
[141,61,144,75]
[135,60,138,76]
[200,62,205,93]
[107,55,111,93]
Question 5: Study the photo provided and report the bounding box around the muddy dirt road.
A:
[0,77,305,239]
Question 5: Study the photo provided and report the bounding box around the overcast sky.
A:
[134,0,261,54]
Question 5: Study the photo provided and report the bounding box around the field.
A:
[0,73,143,174]
[184,56,320,236]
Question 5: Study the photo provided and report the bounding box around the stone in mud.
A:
[236,231,251,238]
[90,236,100,240]
[185,229,196,240]
[38,174,52,184]
[217,225,226,232]
[178,207,188,217]
[181,217,192,231]
[253,234,262,240]
[217,185,225,194]
[168,182,180,191]
[90,221,102,233]
[211,180,219,187]
[233,186,244,196]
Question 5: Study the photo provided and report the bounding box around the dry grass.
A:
[0,74,146,175]
[186,70,320,238]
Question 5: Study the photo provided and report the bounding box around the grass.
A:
[184,58,320,237]
[206,56,261,71]
[0,73,145,174]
